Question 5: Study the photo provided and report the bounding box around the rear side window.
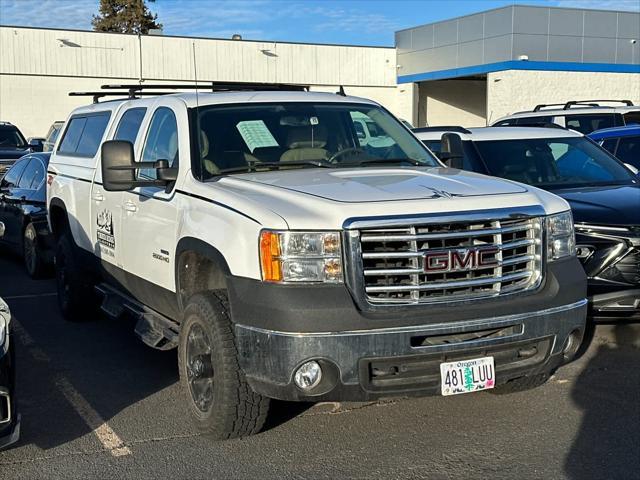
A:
[623,112,640,125]
[615,136,640,168]
[58,117,87,154]
[115,108,147,144]
[17,159,44,189]
[564,114,621,134]
[0,158,29,188]
[58,112,111,157]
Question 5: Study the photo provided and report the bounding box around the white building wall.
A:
[0,26,409,138]
[487,70,640,123]
[418,80,487,127]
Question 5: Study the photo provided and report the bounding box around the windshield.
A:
[474,137,637,189]
[0,127,26,148]
[194,102,438,178]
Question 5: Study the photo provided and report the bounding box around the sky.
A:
[0,0,638,46]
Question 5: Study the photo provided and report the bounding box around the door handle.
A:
[92,192,104,202]
[123,200,138,213]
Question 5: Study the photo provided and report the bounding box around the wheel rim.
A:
[24,228,37,274]
[185,323,214,413]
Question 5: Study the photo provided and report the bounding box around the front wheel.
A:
[178,292,269,440]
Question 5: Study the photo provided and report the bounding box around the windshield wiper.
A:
[217,160,335,174]
[341,157,425,167]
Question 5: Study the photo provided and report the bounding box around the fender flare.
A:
[175,237,232,311]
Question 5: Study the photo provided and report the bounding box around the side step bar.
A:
[95,284,180,351]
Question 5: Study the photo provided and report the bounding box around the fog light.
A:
[563,329,582,359]
[294,361,322,390]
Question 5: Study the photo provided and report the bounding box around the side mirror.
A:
[439,133,465,169]
[101,140,179,192]
[0,222,5,238]
[28,138,44,152]
[101,141,137,191]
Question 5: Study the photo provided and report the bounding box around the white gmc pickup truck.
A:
[47,84,587,439]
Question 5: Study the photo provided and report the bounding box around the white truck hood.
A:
[190,167,569,230]
[229,167,527,202]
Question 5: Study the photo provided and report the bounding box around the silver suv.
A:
[492,100,640,134]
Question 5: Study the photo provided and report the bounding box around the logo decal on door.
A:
[96,209,116,250]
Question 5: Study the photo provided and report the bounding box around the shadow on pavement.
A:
[1,252,309,452]
[564,324,640,479]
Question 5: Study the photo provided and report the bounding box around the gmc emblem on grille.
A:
[424,247,500,273]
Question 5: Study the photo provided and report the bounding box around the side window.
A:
[17,159,41,189]
[75,114,111,157]
[565,114,615,134]
[0,158,29,188]
[58,113,111,157]
[58,117,87,154]
[515,116,552,126]
[114,108,147,144]
[615,136,640,168]
[623,111,640,126]
[140,108,179,180]
[600,138,618,154]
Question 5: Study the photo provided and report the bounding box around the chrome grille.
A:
[357,217,543,304]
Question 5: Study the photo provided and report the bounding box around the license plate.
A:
[440,356,495,396]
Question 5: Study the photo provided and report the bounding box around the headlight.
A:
[547,211,576,261]
[259,230,343,283]
[0,297,9,347]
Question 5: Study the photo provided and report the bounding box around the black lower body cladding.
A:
[228,257,588,402]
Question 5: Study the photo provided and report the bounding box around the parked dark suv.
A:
[415,126,640,322]
[0,122,40,175]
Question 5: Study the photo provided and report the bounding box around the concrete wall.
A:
[0,26,410,137]
[418,79,486,127]
[487,70,640,123]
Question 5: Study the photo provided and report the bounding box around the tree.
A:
[92,0,162,35]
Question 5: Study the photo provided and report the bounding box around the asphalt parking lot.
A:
[0,252,638,480]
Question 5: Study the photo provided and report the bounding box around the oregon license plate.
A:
[440,356,495,396]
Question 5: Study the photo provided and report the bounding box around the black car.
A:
[0,249,20,450]
[415,126,640,322]
[0,153,54,277]
[0,122,42,175]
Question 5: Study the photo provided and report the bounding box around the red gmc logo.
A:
[424,247,499,273]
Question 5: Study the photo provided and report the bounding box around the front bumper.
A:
[236,299,587,401]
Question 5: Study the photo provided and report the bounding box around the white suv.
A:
[492,100,640,134]
[47,84,587,439]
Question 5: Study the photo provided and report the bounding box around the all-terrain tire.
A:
[490,373,550,395]
[178,291,269,440]
[55,233,96,322]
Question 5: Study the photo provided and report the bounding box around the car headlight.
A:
[0,297,9,347]
[547,211,576,261]
[259,230,343,283]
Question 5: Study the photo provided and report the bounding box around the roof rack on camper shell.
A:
[67,82,353,103]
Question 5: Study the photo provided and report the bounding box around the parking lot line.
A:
[11,318,132,457]
[54,377,132,457]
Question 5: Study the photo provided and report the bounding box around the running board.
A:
[95,284,180,351]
